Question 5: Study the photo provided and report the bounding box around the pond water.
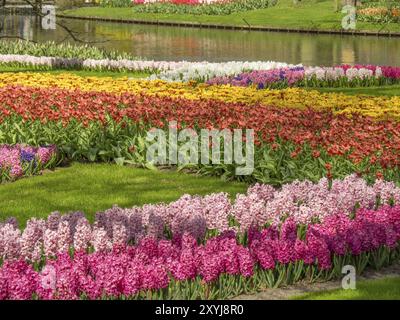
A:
[1,14,400,66]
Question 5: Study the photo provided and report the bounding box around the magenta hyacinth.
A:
[0,202,399,300]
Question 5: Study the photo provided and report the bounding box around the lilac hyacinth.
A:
[80,174,400,238]
[207,64,400,88]
[169,195,208,239]
[46,212,61,231]
[4,217,19,229]
[146,209,166,240]
[20,218,45,262]
[208,67,305,88]
[38,264,57,300]
[127,208,145,243]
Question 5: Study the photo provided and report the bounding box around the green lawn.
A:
[0,65,149,78]
[293,277,400,300]
[313,85,400,97]
[62,0,400,33]
[0,163,247,226]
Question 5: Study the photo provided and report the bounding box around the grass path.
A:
[0,65,149,78]
[313,85,400,97]
[0,163,247,226]
[62,0,400,33]
[234,262,400,300]
[293,277,400,300]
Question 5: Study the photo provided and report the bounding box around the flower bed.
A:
[3,51,400,89]
[0,76,400,183]
[1,52,400,88]
[1,174,399,264]
[0,54,190,72]
[1,53,400,300]
[99,0,272,15]
[154,63,400,83]
[207,65,400,88]
[358,6,400,23]
[1,73,400,120]
[0,54,294,75]
[0,145,57,183]
[0,201,399,299]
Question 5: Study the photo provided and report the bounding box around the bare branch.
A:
[0,0,105,44]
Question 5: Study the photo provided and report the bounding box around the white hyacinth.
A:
[152,61,302,82]
[0,54,386,84]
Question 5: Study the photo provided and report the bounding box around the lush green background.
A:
[62,0,400,32]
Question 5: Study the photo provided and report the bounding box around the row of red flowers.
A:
[0,85,399,170]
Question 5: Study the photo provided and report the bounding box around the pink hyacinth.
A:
[57,221,71,253]
[0,144,56,181]
[91,227,112,252]
[43,229,58,258]
[0,223,22,261]
[73,219,92,252]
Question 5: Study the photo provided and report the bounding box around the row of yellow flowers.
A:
[1,72,400,120]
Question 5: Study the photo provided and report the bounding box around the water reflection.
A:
[0,14,399,66]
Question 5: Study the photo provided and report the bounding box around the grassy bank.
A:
[62,0,400,33]
[0,163,247,226]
